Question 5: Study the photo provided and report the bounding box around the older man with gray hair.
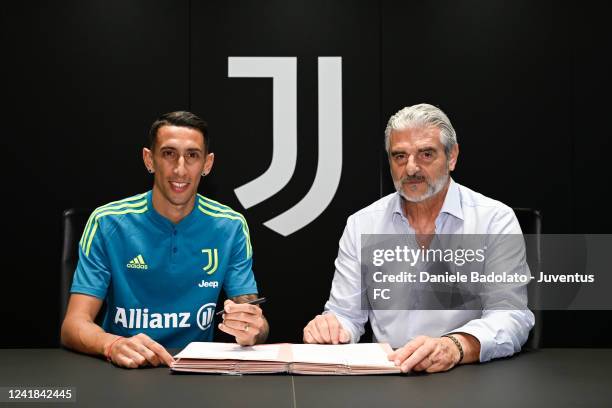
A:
[303,103,534,373]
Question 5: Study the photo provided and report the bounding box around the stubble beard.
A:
[394,166,450,203]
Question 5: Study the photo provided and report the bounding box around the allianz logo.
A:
[114,303,216,331]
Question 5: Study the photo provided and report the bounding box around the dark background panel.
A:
[190,0,381,343]
[543,0,612,347]
[1,0,189,347]
[572,0,612,232]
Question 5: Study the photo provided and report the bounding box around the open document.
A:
[171,342,401,375]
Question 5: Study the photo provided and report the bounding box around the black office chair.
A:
[60,208,105,335]
[513,208,542,350]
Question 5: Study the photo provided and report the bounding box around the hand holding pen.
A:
[217,297,268,346]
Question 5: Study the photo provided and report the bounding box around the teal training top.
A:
[70,190,257,348]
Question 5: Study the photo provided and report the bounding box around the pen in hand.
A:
[215,297,267,316]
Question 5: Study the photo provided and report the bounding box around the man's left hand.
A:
[388,335,462,373]
[218,299,266,346]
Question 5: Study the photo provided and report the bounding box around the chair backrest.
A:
[512,207,543,349]
[60,209,105,328]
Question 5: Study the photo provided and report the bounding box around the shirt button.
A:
[173,247,177,253]
[173,230,177,235]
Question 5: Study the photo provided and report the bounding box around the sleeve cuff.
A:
[70,285,107,300]
[225,286,259,299]
[445,324,496,363]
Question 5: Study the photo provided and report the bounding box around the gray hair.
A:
[384,104,457,157]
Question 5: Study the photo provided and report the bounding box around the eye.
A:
[188,152,201,160]
[420,151,434,160]
[162,150,177,160]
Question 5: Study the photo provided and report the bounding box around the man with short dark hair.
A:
[303,104,534,373]
[62,111,268,368]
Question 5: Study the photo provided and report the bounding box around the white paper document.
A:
[290,343,397,367]
[172,342,401,375]
[175,342,283,361]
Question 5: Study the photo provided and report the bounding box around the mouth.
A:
[169,181,190,193]
[402,178,425,185]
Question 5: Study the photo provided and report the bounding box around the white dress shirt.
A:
[324,178,535,362]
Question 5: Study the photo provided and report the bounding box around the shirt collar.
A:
[146,189,199,230]
[392,178,464,221]
[439,178,463,221]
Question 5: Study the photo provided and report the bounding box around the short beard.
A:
[394,169,450,203]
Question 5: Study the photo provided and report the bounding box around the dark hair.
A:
[148,111,209,151]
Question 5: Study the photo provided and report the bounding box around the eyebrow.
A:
[160,146,203,153]
[390,146,437,155]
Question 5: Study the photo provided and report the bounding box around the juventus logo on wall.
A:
[228,57,343,236]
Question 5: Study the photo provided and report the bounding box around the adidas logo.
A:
[127,254,148,269]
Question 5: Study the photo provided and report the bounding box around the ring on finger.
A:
[244,323,249,332]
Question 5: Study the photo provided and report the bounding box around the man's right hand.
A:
[303,313,351,344]
[105,333,174,368]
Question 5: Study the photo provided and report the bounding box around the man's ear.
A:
[203,152,215,175]
[448,144,459,171]
[143,147,154,173]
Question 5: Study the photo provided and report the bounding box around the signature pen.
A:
[215,297,267,316]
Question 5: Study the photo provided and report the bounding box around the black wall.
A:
[2,0,610,347]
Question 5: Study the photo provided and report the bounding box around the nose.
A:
[405,155,419,176]
[173,156,188,177]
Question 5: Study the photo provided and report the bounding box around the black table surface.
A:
[0,348,610,407]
